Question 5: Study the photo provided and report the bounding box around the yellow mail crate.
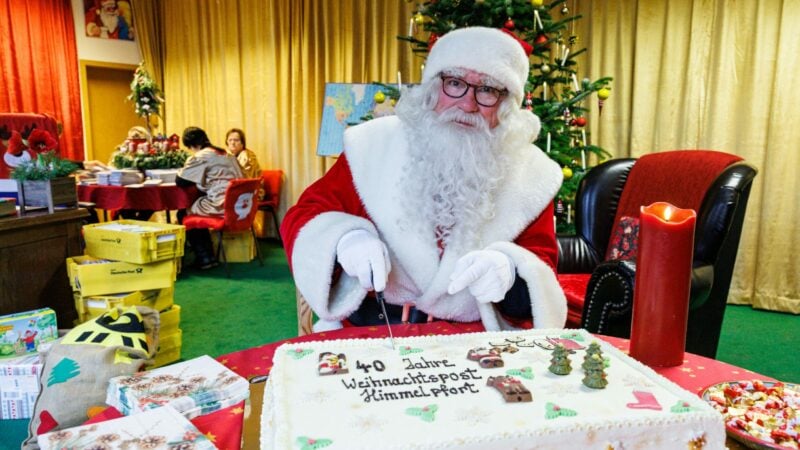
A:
[159,304,181,334]
[67,256,176,297]
[211,231,255,262]
[150,328,182,368]
[83,220,185,264]
[74,288,175,322]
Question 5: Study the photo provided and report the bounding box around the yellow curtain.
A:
[161,0,418,216]
[130,0,164,88]
[157,0,797,314]
[577,0,799,313]
[130,0,165,128]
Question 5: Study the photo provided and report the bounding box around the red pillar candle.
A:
[629,202,696,367]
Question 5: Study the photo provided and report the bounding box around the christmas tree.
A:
[400,0,612,233]
[548,343,572,375]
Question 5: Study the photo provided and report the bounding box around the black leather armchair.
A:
[557,150,757,358]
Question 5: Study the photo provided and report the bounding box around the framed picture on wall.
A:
[317,83,409,157]
[83,0,135,40]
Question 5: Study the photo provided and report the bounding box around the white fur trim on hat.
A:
[422,27,530,104]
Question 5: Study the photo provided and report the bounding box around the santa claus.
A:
[85,0,132,40]
[281,27,566,332]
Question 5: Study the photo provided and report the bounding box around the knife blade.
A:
[375,291,395,349]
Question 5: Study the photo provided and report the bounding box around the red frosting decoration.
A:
[37,410,59,435]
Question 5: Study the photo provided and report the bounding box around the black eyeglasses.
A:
[439,75,508,107]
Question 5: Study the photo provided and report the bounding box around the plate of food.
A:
[701,380,799,449]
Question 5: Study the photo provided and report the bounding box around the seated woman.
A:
[177,126,244,269]
[226,128,264,199]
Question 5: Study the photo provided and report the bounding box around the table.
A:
[0,209,89,326]
[219,322,769,449]
[77,184,198,221]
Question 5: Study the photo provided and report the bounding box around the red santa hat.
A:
[422,27,531,106]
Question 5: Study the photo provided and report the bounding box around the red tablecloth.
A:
[78,184,198,211]
[218,321,771,396]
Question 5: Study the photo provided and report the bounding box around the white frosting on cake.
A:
[261,329,726,449]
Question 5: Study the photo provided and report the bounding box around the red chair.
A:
[258,169,284,245]
[183,178,263,277]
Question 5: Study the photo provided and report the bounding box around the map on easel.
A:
[316,83,399,156]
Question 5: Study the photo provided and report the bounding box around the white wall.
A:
[71,0,140,64]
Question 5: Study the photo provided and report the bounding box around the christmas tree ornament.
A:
[525,92,533,111]
[374,91,386,104]
[531,0,544,6]
[562,167,573,179]
[561,5,570,14]
[540,63,551,73]
[574,117,587,127]
[504,18,515,30]
[597,87,611,115]
[534,34,548,45]
[556,199,565,215]
[427,33,439,50]
[414,13,426,25]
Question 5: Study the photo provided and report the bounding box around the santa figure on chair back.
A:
[281,27,566,332]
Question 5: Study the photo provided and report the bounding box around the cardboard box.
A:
[211,231,255,262]
[0,354,42,419]
[83,220,185,264]
[67,256,177,297]
[0,308,58,360]
[74,288,175,322]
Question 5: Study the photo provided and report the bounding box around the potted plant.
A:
[11,151,79,214]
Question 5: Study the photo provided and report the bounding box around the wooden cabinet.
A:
[0,209,89,327]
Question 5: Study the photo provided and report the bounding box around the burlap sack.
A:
[22,306,159,450]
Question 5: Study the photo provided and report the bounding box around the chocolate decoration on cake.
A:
[318,352,348,376]
[487,376,532,403]
[467,347,504,368]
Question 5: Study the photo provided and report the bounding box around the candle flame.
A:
[663,205,673,221]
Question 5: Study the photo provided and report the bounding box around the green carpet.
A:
[1,239,797,448]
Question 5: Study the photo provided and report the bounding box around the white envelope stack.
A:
[106,355,249,419]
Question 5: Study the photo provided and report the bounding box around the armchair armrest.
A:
[557,235,602,274]
[580,260,636,337]
[689,264,714,309]
[582,260,718,355]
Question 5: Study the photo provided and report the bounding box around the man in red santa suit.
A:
[85,0,132,40]
[281,27,566,332]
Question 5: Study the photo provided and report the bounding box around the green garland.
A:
[112,147,190,170]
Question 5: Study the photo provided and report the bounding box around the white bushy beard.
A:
[100,11,119,32]
[394,81,538,252]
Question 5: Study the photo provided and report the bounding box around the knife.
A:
[375,291,395,349]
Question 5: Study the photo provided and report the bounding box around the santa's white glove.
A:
[447,250,515,303]
[336,229,391,292]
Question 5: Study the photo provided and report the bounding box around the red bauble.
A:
[534,34,548,45]
[574,117,587,127]
[427,33,439,50]
[504,19,515,30]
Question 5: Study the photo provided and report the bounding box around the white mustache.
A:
[437,108,489,132]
